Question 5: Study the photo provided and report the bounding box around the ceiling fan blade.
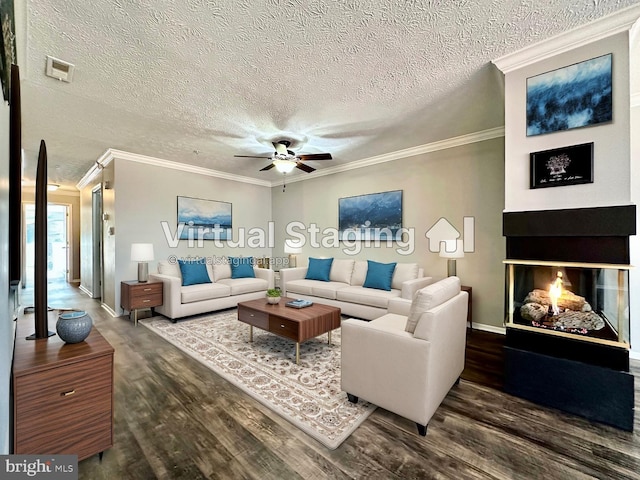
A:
[234,154,272,159]
[260,163,276,171]
[297,153,332,161]
[296,162,315,173]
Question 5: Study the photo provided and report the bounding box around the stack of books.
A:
[286,299,314,309]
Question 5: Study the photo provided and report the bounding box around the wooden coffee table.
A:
[237,297,341,364]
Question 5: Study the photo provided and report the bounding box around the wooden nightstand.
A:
[461,285,472,330]
[121,280,163,326]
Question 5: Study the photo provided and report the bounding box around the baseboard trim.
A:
[101,303,118,318]
[78,284,94,298]
[472,323,506,335]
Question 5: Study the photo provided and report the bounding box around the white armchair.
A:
[341,276,468,435]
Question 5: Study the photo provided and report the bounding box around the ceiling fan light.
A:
[273,159,296,173]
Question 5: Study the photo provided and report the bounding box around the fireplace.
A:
[503,205,635,431]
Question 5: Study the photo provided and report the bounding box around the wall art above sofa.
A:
[177,195,232,240]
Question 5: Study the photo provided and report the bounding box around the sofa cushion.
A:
[213,261,232,282]
[181,283,230,304]
[158,261,181,278]
[229,256,255,279]
[405,277,461,333]
[305,257,333,281]
[391,263,419,290]
[218,277,268,295]
[350,261,368,286]
[363,260,397,291]
[286,279,349,300]
[336,285,401,308]
[178,259,212,286]
[330,259,355,284]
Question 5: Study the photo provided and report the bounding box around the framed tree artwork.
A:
[530,143,594,189]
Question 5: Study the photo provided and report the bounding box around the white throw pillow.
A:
[158,261,181,278]
[329,259,355,284]
[213,260,232,282]
[350,261,368,286]
[391,263,419,290]
[405,276,461,333]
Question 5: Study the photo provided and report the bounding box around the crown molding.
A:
[77,149,272,190]
[77,126,505,190]
[272,126,506,186]
[493,4,640,74]
[76,149,115,190]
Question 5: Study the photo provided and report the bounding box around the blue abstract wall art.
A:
[177,196,232,240]
[339,190,402,241]
[526,54,612,136]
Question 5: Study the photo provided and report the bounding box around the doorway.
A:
[91,186,103,300]
[24,203,70,289]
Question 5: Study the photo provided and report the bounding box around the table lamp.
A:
[131,243,154,282]
[439,239,464,277]
[284,239,303,268]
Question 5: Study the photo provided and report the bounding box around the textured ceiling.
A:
[17,0,640,189]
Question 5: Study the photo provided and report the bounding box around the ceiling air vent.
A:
[45,56,74,82]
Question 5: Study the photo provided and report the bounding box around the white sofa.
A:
[280,259,433,320]
[341,276,468,435]
[149,260,274,321]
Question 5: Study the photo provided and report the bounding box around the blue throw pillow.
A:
[178,259,211,286]
[229,256,255,279]
[305,258,333,281]
[363,260,397,291]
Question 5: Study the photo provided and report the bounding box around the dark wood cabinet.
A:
[12,318,114,460]
[121,280,163,325]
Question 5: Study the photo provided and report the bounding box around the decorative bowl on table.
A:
[56,310,93,343]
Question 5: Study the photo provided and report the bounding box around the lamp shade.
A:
[439,239,464,259]
[284,238,303,254]
[131,243,154,262]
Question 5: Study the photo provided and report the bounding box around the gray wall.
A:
[272,137,506,329]
[108,159,273,314]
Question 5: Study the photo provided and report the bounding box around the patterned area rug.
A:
[140,310,375,449]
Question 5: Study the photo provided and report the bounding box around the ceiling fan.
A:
[234,140,332,173]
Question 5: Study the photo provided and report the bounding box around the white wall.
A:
[109,159,273,314]
[502,30,638,355]
[504,32,631,212]
[272,137,506,330]
[0,99,13,453]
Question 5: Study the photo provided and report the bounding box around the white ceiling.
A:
[15,0,640,189]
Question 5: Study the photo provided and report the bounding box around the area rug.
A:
[140,311,375,449]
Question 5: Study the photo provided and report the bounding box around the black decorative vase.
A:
[56,311,93,343]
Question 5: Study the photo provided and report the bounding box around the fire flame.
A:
[549,271,563,316]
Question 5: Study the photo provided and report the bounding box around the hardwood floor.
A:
[17,283,640,479]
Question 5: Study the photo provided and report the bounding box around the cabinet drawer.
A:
[131,283,162,297]
[14,354,113,458]
[237,307,269,330]
[129,292,163,309]
[269,317,299,341]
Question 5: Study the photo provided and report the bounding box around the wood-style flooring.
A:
[18,283,640,479]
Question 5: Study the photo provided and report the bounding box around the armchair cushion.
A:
[305,257,333,281]
[178,259,212,286]
[405,276,461,333]
[363,260,397,291]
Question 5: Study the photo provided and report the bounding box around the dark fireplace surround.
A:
[503,205,636,431]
